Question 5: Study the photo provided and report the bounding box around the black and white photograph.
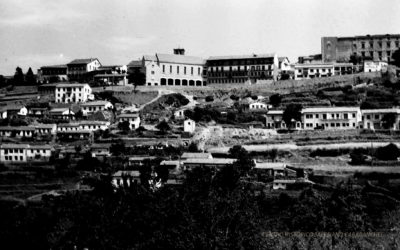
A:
[1,0,400,249]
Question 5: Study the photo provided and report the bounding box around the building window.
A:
[170,65,172,73]
[361,42,365,49]
[198,67,201,75]
[162,65,165,73]
[387,41,391,48]
[177,66,180,74]
[184,66,186,74]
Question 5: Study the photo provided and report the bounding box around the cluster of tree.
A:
[350,143,400,164]
[11,67,37,86]
[1,162,400,248]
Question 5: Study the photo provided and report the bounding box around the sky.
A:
[0,0,400,75]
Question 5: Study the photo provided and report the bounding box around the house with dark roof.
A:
[67,58,101,82]
[37,65,68,83]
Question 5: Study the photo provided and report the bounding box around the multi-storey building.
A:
[361,109,400,130]
[55,83,92,103]
[93,65,128,85]
[141,49,205,86]
[322,34,400,62]
[364,61,388,73]
[57,121,109,132]
[0,144,53,163]
[37,65,68,83]
[67,58,101,82]
[0,126,35,137]
[301,107,361,130]
[206,53,279,84]
[294,62,353,80]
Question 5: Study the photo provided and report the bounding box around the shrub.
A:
[375,143,400,161]
[205,96,214,102]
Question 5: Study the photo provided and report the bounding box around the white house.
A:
[364,61,388,73]
[57,121,109,132]
[0,144,53,163]
[361,108,400,130]
[0,126,35,138]
[49,108,75,120]
[249,102,268,111]
[67,58,101,82]
[265,110,287,129]
[117,113,141,130]
[91,144,111,157]
[301,107,362,130]
[81,100,113,116]
[174,109,186,119]
[55,83,93,103]
[294,63,353,80]
[184,119,196,133]
[1,105,28,118]
[31,124,57,135]
[112,171,141,188]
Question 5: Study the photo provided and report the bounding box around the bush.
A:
[205,96,214,102]
[375,143,400,161]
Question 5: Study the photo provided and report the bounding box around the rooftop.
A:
[181,152,212,159]
[118,113,139,118]
[208,53,275,61]
[81,100,111,106]
[183,158,235,165]
[0,144,53,149]
[302,107,360,113]
[155,53,204,65]
[113,170,140,177]
[0,126,35,131]
[67,58,99,65]
[255,162,286,170]
[361,108,400,114]
[40,65,67,69]
[56,83,90,88]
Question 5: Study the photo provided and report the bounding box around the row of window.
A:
[207,59,274,66]
[161,65,202,75]
[304,113,356,119]
[305,123,356,128]
[358,40,399,49]
[208,79,247,84]
[210,65,272,73]
[3,149,47,154]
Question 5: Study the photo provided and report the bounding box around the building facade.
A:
[117,113,141,130]
[0,144,53,163]
[142,49,205,86]
[81,100,113,115]
[322,34,400,63]
[361,109,400,130]
[206,53,279,84]
[67,58,101,82]
[294,63,353,80]
[301,107,361,130]
[37,65,68,83]
[55,83,92,103]
[364,61,388,73]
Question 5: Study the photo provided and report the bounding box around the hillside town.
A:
[2,0,400,248]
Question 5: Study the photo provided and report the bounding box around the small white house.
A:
[174,109,186,119]
[184,119,195,133]
[81,100,114,116]
[117,113,141,130]
[249,102,268,111]
[364,61,388,73]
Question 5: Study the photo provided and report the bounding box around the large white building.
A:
[294,63,353,80]
[55,83,93,103]
[361,108,400,130]
[301,107,361,130]
[0,144,53,163]
[67,58,101,82]
[142,49,205,86]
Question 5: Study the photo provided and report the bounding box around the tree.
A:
[128,69,146,91]
[205,96,214,102]
[349,53,363,65]
[229,145,255,175]
[75,110,84,120]
[118,121,130,132]
[188,142,199,152]
[391,48,400,67]
[269,94,282,107]
[381,113,396,129]
[375,143,400,161]
[13,67,24,85]
[282,104,302,129]
[110,140,126,156]
[154,165,169,183]
[156,120,170,134]
[0,75,5,88]
[25,67,36,85]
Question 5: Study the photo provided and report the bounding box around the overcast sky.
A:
[1,0,400,75]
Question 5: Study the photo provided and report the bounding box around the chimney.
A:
[173,48,185,55]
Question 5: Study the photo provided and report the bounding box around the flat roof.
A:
[208,53,275,61]
[255,162,286,170]
[0,144,52,149]
[362,108,400,114]
[183,158,235,165]
[0,126,35,131]
[113,170,140,177]
[81,100,111,106]
[181,152,212,159]
[56,83,89,88]
[117,113,139,118]
[302,107,360,113]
